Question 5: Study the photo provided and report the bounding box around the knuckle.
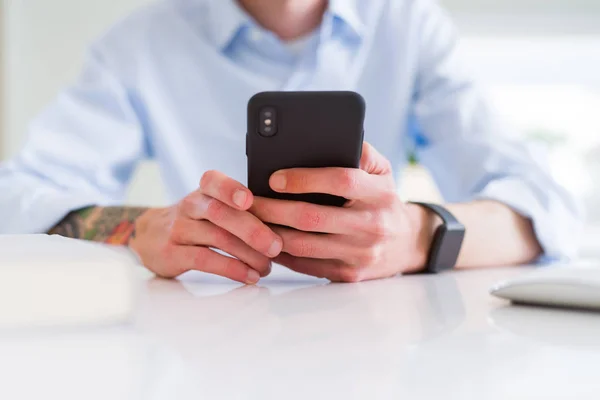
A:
[169,219,186,243]
[192,248,209,270]
[205,198,228,222]
[245,225,271,249]
[222,256,241,279]
[339,268,363,283]
[201,170,233,202]
[337,169,359,193]
[357,247,380,266]
[212,228,233,249]
[381,158,393,173]
[199,170,218,191]
[369,212,391,238]
[379,190,398,206]
[179,195,199,218]
[297,204,326,231]
[290,237,318,258]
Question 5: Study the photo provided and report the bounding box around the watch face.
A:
[430,227,465,273]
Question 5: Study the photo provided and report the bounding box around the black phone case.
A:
[247,91,365,207]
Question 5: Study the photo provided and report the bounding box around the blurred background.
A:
[1,0,599,255]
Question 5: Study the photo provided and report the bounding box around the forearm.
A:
[414,200,543,270]
[49,206,148,245]
[449,201,542,268]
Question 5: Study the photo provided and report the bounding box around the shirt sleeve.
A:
[0,48,148,234]
[410,0,583,260]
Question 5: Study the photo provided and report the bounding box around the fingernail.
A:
[246,269,261,285]
[233,190,247,208]
[268,238,283,257]
[270,172,287,191]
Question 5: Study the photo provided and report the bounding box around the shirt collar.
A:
[328,0,366,39]
[205,0,366,50]
[206,0,251,51]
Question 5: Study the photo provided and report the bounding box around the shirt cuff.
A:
[474,178,582,261]
[13,191,98,234]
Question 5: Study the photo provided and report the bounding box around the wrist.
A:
[404,203,443,274]
[125,207,156,248]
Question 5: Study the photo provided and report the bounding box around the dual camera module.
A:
[258,107,277,137]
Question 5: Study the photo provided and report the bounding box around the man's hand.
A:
[250,143,436,283]
[129,171,283,283]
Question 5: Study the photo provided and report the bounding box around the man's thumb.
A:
[360,142,392,175]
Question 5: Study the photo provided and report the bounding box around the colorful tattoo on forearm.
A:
[49,206,147,245]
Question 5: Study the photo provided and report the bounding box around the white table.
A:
[2,265,600,400]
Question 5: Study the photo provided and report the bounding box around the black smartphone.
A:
[247,91,365,207]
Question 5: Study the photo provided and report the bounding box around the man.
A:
[0,0,580,283]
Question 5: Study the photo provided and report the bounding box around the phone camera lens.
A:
[258,107,277,137]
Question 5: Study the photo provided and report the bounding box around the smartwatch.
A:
[410,202,466,274]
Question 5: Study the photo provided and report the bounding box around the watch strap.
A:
[410,202,466,273]
[412,202,464,231]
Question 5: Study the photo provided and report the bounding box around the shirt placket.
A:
[281,15,361,92]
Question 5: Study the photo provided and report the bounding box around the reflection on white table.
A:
[2,257,600,399]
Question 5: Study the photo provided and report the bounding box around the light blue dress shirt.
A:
[0,0,581,258]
